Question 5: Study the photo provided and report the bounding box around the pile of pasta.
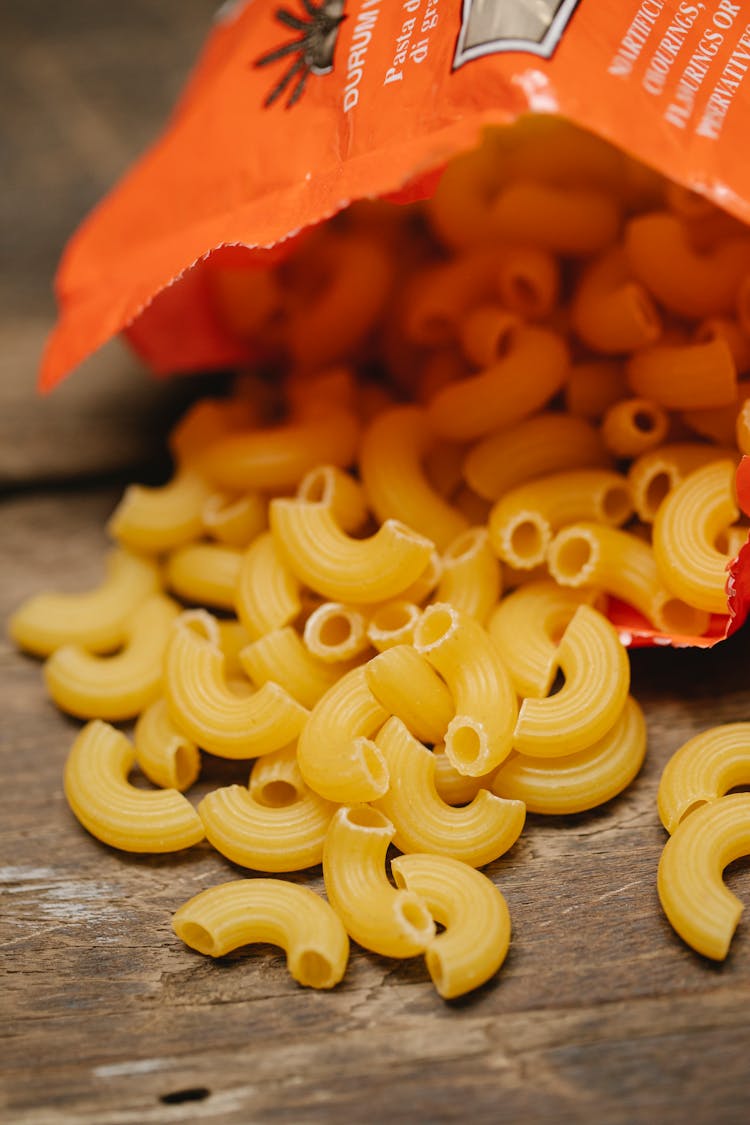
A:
[12,119,750,992]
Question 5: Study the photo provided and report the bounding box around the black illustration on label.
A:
[454,0,581,68]
[254,0,345,108]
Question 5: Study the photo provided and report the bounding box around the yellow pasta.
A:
[269,499,434,604]
[513,604,630,757]
[627,338,737,410]
[323,805,435,958]
[427,140,506,250]
[235,530,302,638]
[548,523,711,636]
[297,666,389,803]
[391,854,511,999]
[164,612,308,759]
[402,250,498,345]
[248,743,305,806]
[365,645,453,745]
[657,793,750,960]
[625,211,750,318]
[302,602,370,663]
[695,317,750,375]
[165,543,243,611]
[652,460,738,615]
[373,717,525,866]
[458,304,521,369]
[600,398,670,459]
[435,527,501,623]
[64,721,204,853]
[168,394,261,464]
[571,247,661,354]
[108,468,213,554]
[488,469,633,570]
[427,325,569,442]
[565,360,630,421]
[238,626,342,709]
[489,180,620,256]
[628,443,735,523]
[44,594,180,721]
[496,244,559,320]
[359,405,467,550]
[134,697,201,792]
[738,273,750,336]
[9,547,161,657]
[398,550,443,605]
[494,696,646,813]
[366,600,422,652]
[487,580,600,699]
[413,603,517,776]
[201,491,267,547]
[197,404,360,493]
[198,783,335,872]
[173,879,349,989]
[462,412,610,501]
[431,744,498,807]
[296,464,369,534]
[658,723,750,835]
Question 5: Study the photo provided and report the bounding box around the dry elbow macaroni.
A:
[15,121,750,995]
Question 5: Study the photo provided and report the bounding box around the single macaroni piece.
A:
[201,491,267,548]
[513,605,629,757]
[488,469,633,570]
[657,722,750,834]
[235,530,302,638]
[359,405,468,550]
[391,854,511,999]
[462,412,610,501]
[198,783,335,872]
[628,443,735,523]
[627,338,737,411]
[489,181,620,256]
[44,594,180,721]
[239,627,342,709]
[496,244,559,321]
[164,612,308,759]
[302,602,370,663]
[366,600,422,652]
[365,646,454,745]
[270,499,434,604]
[459,304,521,369]
[653,460,738,615]
[373,717,525,867]
[571,247,661,354]
[435,527,501,624]
[413,603,517,776]
[296,666,389,803]
[9,548,161,657]
[296,465,369,534]
[173,878,349,989]
[600,398,669,459]
[565,360,630,421]
[248,743,305,806]
[165,543,243,611]
[432,744,498,806]
[657,793,750,960]
[548,522,711,637]
[64,721,204,853]
[487,581,600,698]
[108,468,213,554]
[625,211,750,318]
[494,696,646,814]
[197,405,360,493]
[323,805,435,958]
[134,697,201,791]
[427,325,569,442]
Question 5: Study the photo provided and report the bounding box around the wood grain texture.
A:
[3,487,750,1125]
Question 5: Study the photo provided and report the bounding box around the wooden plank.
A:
[3,487,750,1124]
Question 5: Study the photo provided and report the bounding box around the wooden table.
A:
[3,5,750,1123]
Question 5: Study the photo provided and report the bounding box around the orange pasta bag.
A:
[38,0,750,641]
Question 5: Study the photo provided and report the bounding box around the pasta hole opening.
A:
[658,597,706,636]
[317,614,352,648]
[160,1088,211,1105]
[299,467,331,505]
[509,518,546,563]
[644,470,673,517]
[425,947,446,993]
[179,922,215,955]
[414,606,456,650]
[173,745,197,790]
[545,609,574,648]
[490,318,519,361]
[257,780,299,808]
[371,602,415,634]
[552,536,593,582]
[632,408,657,433]
[600,485,632,524]
[397,894,434,940]
[345,804,389,831]
[296,949,335,988]
[180,611,218,645]
[359,740,389,794]
[444,528,482,564]
[630,286,659,334]
[677,799,708,827]
[507,273,540,316]
[450,723,483,769]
